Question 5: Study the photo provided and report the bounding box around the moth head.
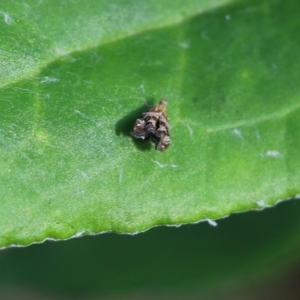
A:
[131,118,148,139]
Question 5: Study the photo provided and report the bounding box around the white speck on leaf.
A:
[74,110,89,120]
[206,219,217,226]
[183,122,194,137]
[21,152,32,162]
[256,199,270,207]
[118,168,123,183]
[140,83,145,92]
[255,130,261,141]
[265,150,282,157]
[90,50,103,63]
[225,14,232,21]
[55,48,67,56]
[101,148,108,158]
[180,122,194,137]
[42,93,51,99]
[74,110,84,116]
[72,231,85,238]
[80,171,88,178]
[40,76,60,83]
[179,41,190,49]
[151,159,178,168]
[0,11,14,25]
[69,56,77,63]
[13,87,34,93]
[74,109,99,125]
[232,128,243,139]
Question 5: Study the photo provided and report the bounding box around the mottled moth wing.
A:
[131,99,170,151]
[131,112,158,139]
[154,115,170,151]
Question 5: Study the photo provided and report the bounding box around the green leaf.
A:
[1,0,300,248]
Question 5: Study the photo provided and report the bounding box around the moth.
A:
[131,99,170,151]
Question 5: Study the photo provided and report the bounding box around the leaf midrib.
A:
[0,0,236,89]
[176,101,300,133]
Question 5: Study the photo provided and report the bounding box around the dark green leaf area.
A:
[1,199,300,296]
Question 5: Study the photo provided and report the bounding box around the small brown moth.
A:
[131,99,170,151]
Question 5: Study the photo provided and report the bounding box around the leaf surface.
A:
[1,0,300,247]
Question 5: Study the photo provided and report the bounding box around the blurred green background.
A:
[1,198,300,299]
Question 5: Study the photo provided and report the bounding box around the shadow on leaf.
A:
[115,98,156,151]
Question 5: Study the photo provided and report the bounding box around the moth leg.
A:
[153,115,170,152]
[152,131,170,152]
[156,134,170,152]
[155,115,169,138]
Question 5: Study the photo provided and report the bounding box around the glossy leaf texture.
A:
[1,0,300,248]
